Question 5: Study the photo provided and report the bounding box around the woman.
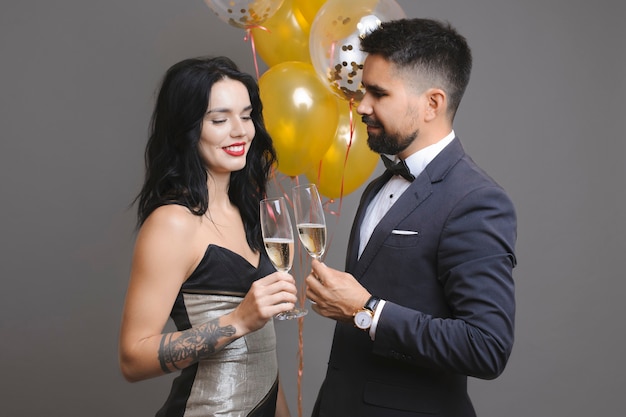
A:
[119,56,296,417]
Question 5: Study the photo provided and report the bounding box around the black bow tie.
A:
[381,155,415,182]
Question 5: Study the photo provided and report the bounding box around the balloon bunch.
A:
[204,0,406,199]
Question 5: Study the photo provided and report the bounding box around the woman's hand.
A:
[231,271,298,334]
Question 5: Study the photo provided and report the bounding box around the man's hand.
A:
[305,259,370,322]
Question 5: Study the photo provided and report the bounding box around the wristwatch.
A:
[353,296,380,331]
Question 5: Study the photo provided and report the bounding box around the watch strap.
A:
[364,296,380,312]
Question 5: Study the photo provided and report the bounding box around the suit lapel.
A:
[345,171,392,273]
[352,174,432,278]
[349,138,466,279]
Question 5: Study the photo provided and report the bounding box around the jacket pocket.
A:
[383,230,420,248]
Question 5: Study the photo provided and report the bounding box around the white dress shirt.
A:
[358,131,456,340]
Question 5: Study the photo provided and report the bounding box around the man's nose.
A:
[356,95,372,116]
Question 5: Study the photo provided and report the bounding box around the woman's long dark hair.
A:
[135,56,276,252]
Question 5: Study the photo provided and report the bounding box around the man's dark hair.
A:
[361,18,472,119]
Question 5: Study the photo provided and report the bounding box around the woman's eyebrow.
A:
[206,105,252,115]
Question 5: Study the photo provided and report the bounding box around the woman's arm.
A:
[119,205,209,381]
[119,205,298,382]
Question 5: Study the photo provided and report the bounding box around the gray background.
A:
[1,0,624,416]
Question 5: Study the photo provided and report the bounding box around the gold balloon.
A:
[251,0,311,67]
[259,62,339,177]
[293,0,327,25]
[306,99,378,198]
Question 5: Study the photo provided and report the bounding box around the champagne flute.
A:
[292,184,327,260]
[260,197,307,320]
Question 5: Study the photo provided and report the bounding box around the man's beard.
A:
[365,118,418,156]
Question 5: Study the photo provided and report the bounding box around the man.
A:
[305,18,517,417]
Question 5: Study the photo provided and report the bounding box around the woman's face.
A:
[199,78,255,175]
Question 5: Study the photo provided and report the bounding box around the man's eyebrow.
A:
[362,82,387,94]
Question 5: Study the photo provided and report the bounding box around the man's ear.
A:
[424,88,446,122]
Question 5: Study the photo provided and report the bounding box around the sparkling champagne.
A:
[297,223,326,259]
[264,238,294,272]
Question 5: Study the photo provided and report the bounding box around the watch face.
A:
[354,310,373,330]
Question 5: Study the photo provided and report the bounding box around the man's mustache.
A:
[361,116,382,128]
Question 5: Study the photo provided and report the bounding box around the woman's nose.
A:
[231,117,246,137]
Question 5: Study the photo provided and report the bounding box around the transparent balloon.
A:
[204,0,285,29]
[309,0,405,101]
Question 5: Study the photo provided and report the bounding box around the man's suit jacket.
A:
[312,138,517,417]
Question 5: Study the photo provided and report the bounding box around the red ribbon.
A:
[244,26,270,79]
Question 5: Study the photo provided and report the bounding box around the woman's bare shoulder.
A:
[139,204,202,242]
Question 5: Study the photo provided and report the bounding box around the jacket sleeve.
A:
[372,184,517,379]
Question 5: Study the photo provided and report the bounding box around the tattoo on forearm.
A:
[158,319,236,373]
